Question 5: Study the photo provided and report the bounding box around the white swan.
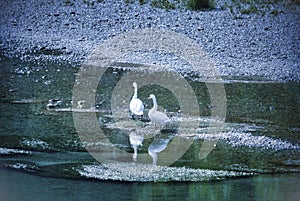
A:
[147,94,170,125]
[129,82,144,119]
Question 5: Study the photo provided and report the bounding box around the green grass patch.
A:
[185,0,215,10]
[150,0,176,10]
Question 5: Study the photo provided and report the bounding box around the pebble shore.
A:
[0,0,299,81]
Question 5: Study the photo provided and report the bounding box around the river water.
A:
[0,56,299,200]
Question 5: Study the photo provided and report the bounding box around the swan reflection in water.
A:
[129,133,144,162]
[128,132,174,165]
[148,133,174,165]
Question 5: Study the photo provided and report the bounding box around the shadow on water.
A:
[0,57,299,198]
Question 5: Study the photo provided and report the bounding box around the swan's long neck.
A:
[151,97,157,111]
[133,146,137,161]
[133,86,138,99]
[149,151,157,165]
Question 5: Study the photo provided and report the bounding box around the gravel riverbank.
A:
[0,0,299,81]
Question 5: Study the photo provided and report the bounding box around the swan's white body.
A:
[148,94,170,125]
[129,82,144,116]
